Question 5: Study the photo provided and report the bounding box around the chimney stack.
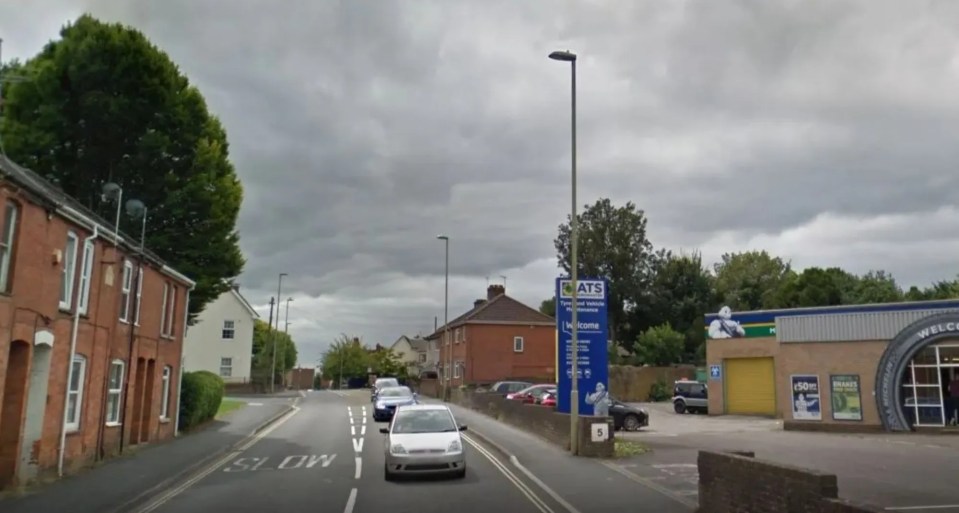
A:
[473,299,486,308]
[487,284,505,300]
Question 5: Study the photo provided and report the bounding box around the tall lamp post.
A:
[270,272,287,393]
[549,48,580,454]
[281,297,292,388]
[437,234,450,401]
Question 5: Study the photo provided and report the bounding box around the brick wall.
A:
[451,389,571,449]
[697,450,884,513]
[608,365,697,401]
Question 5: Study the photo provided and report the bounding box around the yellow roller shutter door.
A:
[725,357,776,416]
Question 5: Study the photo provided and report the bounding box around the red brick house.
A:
[0,155,194,489]
[426,285,556,387]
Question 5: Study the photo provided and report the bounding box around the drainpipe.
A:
[58,225,99,477]
[173,286,192,437]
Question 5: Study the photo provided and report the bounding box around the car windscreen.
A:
[378,387,412,398]
[375,379,398,389]
[391,410,457,434]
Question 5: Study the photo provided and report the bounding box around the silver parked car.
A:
[380,404,467,480]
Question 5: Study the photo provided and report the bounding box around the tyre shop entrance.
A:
[724,357,776,416]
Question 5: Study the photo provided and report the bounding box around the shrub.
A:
[648,378,671,402]
[178,370,225,431]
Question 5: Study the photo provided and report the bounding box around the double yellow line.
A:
[462,433,555,513]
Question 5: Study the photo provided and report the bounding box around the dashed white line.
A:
[361,416,367,425]
[344,487,357,513]
[354,457,362,479]
[360,425,366,436]
[349,416,354,425]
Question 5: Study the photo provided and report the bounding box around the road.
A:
[136,390,571,513]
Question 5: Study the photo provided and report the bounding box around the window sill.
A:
[64,427,80,435]
[119,319,130,325]
[105,422,122,428]
[159,418,170,424]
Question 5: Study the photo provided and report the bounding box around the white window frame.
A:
[119,260,133,322]
[454,328,461,343]
[454,361,462,379]
[65,354,87,431]
[59,231,79,311]
[513,336,524,353]
[220,357,233,378]
[77,239,95,315]
[160,366,172,419]
[133,268,143,325]
[105,360,124,425]
[0,201,18,293]
[222,320,235,339]
[160,282,170,336]
[162,284,177,337]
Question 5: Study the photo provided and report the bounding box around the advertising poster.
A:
[830,374,863,421]
[791,374,822,420]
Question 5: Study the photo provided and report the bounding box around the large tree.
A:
[713,250,793,311]
[321,334,374,384]
[554,198,658,347]
[251,319,298,387]
[0,15,244,319]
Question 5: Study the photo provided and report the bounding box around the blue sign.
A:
[555,277,609,415]
[710,365,721,380]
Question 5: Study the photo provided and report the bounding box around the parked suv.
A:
[673,379,708,414]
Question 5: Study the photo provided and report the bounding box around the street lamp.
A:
[549,48,581,454]
[270,272,288,393]
[437,234,450,400]
[100,182,122,246]
[284,297,293,333]
[117,198,148,456]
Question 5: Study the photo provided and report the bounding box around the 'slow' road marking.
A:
[135,405,301,512]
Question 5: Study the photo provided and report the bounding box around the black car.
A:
[608,398,649,431]
[486,380,531,396]
[672,379,708,414]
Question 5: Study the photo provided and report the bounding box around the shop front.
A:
[704,300,959,432]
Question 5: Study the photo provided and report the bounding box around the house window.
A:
[160,283,169,335]
[162,284,177,337]
[454,328,461,343]
[65,354,87,431]
[220,357,233,377]
[133,268,143,325]
[160,366,172,419]
[77,240,95,315]
[0,201,19,293]
[59,231,79,311]
[105,360,124,425]
[454,361,462,379]
[222,320,235,339]
[418,353,427,363]
[513,336,524,353]
[119,260,133,322]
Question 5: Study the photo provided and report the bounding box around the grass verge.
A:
[216,399,246,419]
[614,439,651,458]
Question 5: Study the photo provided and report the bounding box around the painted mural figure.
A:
[586,382,612,417]
[708,306,746,339]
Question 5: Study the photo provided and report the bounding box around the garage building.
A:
[704,299,959,432]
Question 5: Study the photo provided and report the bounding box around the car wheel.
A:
[623,414,641,431]
[673,401,686,414]
[384,463,394,481]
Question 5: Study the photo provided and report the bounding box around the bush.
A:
[648,379,671,402]
[178,370,225,431]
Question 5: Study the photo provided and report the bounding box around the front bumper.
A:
[385,451,465,475]
[373,406,397,421]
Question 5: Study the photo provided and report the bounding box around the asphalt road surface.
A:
[137,390,571,513]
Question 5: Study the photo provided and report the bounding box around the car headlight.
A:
[447,439,462,453]
[391,444,407,455]
[376,402,386,409]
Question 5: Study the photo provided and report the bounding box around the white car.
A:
[380,404,467,480]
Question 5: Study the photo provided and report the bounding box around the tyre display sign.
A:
[790,374,822,420]
[829,374,863,421]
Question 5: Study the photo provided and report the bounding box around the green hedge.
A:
[178,370,225,431]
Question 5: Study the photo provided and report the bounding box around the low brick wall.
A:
[417,378,440,398]
[697,451,884,513]
[451,389,571,449]
[783,421,884,434]
[608,365,697,402]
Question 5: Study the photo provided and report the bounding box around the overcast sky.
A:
[4,0,959,366]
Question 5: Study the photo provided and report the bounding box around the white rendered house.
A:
[183,286,259,383]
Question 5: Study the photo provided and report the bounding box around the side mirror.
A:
[458,425,468,431]
[379,427,389,434]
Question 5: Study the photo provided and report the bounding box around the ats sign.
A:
[559,280,606,300]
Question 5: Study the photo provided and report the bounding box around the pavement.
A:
[0,393,296,513]
[615,401,959,511]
